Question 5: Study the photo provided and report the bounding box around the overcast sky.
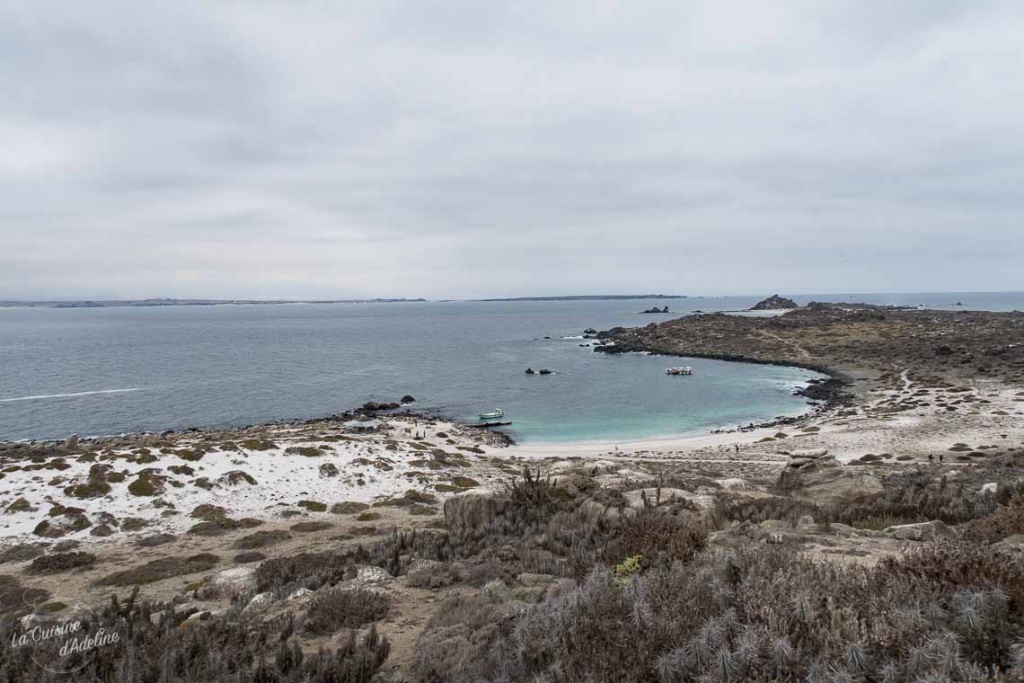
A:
[2,1,1022,300]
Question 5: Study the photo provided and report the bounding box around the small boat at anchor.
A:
[666,366,693,376]
[478,408,505,420]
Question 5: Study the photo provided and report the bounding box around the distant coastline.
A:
[0,297,427,309]
[477,294,686,302]
[0,294,688,309]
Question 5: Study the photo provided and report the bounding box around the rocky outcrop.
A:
[208,566,258,598]
[750,295,798,311]
[361,401,400,411]
[780,457,883,505]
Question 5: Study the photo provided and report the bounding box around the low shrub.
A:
[26,551,97,575]
[233,530,291,550]
[96,553,219,586]
[305,588,390,634]
[291,521,333,533]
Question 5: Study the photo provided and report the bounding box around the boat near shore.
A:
[666,366,693,375]
[478,408,505,420]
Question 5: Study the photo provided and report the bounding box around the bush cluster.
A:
[0,592,389,682]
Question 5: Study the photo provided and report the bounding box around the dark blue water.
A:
[1,292,1020,443]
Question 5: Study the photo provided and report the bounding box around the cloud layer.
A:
[2,1,1022,298]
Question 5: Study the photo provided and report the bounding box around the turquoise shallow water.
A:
[1,292,1019,443]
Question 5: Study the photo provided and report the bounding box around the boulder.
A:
[209,566,258,598]
[183,610,222,625]
[288,587,314,601]
[993,535,1024,552]
[354,566,391,586]
[242,592,276,617]
[786,448,830,459]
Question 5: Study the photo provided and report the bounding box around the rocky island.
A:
[749,293,799,310]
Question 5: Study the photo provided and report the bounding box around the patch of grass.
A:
[0,575,50,616]
[356,511,382,522]
[134,533,177,548]
[190,504,228,521]
[4,498,36,513]
[297,500,327,512]
[240,439,277,451]
[233,530,291,550]
[285,446,324,457]
[174,449,205,461]
[96,553,220,586]
[127,471,165,497]
[0,543,47,564]
[218,470,257,486]
[120,517,148,532]
[329,499,370,516]
[373,489,439,508]
[64,463,117,499]
[26,552,98,575]
[290,521,333,533]
[188,518,262,536]
[233,551,266,564]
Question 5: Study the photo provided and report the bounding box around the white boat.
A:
[478,408,505,420]
[666,366,693,376]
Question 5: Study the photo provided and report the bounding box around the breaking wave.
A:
[0,388,142,403]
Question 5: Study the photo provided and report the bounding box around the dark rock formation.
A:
[525,368,535,374]
[400,395,416,404]
[640,306,670,314]
[750,295,798,311]
[361,401,400,412]
[796,378,847,403]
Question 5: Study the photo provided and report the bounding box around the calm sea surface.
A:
[1,292,1021,443]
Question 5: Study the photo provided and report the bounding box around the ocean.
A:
[1,292,1021,443]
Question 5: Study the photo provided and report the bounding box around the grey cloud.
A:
[1,1,1023,299]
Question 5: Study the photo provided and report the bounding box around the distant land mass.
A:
[477,294,686,302]
[0,298,427,309]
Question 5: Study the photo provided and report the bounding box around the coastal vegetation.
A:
[1,305,1024,680]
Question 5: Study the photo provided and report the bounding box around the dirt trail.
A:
[757,330,813,360]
